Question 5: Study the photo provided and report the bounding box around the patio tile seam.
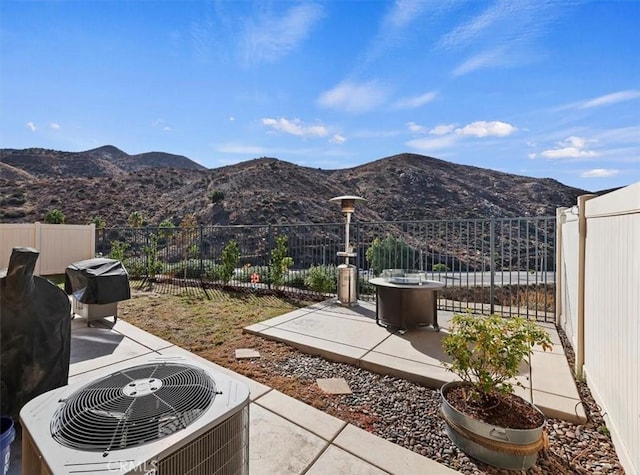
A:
[252,306,330,330]
[302,424,393,475]
[531,387,583,403]
[70,350,158,378]
[359,330,402,362]
[91,321,175,352]
[258,327,376,353]
[248,401,334,471]
[361,349,449,372]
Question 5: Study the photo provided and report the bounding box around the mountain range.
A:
[0,146,588,227]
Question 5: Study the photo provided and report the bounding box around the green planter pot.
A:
[440,381,546,470]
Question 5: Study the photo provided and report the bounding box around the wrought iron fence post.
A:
[267,225,273,290]
[145,227,150,280]
[199,226,204,276]
[355,220,361,299]
[489,217,496,314]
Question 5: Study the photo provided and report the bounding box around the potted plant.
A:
[440,312,553,470]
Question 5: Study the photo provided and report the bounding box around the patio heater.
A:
[330,195,366,306]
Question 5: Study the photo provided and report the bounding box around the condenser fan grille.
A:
[50,363,217,452]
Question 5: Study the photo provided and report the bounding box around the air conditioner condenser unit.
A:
[20,355,250,475]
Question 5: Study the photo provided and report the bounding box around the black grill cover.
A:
[65,258,131,304]
[1,247,71,419]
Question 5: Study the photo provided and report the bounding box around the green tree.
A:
[220,240,240,284]
[143,233,163,277]
[89,216,106,229]
[44,209,65,224]
[157,219,175,244]
[179,214,199,279]
[432,263,450,272]
[127,211,144,227]
[304,265,337,293]
[365,234,413,276]
[109,240,129,261]
[269,235,293,288]
[209,190,224,204]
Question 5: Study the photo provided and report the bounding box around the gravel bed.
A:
[261,329,624,474]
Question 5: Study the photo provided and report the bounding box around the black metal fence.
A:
[96,216,556,321]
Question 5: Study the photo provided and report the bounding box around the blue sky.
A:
[1,0,639,191]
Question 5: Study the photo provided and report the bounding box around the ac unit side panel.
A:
[20,355,250,475]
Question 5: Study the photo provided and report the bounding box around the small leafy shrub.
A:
[109,240,129,261]
[366,234,414,276]
[45,209,65,224]
[304,265,337,293]
[142,234,163,276]
[269,235,293,288]
[209,190,225,204]
[432,263,450,272]
[442,312,553,403]
[127,211,144,227]
[358,278,375,296]
[219,240,240,284]
[89,216,106,229]
[125,260,145,279]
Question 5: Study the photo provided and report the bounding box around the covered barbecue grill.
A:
[64,258,130,325]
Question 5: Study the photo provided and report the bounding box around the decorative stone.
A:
[316,377,352,394]
[235,348,261,359]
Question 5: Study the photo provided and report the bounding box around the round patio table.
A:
[370,277,445,333]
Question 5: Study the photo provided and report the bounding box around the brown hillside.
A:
[0,147,587,226]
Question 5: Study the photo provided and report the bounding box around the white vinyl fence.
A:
[557,182,640,475]
[0,222,95,275]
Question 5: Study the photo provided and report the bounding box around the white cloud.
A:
[406,121,428,134]
[406,134,459,151]
[393,91,437,109]
[261,117,328,138]
[405,120,515,151]
[455,121,516,137]
[430,124,456,136]
[543,148,598,159]
[452,48,508,76]
[50,123,60,130]
[440,1,560,75]
[438,2,507,49]
[581,169,619,178]
[229,116,235,122]
[241,3,324,66]
[330,134,346,144]
[557,90,640,111]
[26,121,37,132]
[216,143,267,155]
[317,81,388,113]
[152,119,172,132]
[565,136,586,148]
[383,0,428,30]
[579,90,640,109]
[541,136,598,159]
[528,153,537,159]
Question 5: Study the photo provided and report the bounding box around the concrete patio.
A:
[245,299,587,425]
[7,298,587,475]
[8,308,460,475]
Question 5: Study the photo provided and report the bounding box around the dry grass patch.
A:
[120,289,313,353]
[119,289,371,422]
